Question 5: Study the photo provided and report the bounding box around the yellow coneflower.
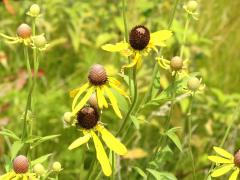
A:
[0,155,38,180]
[67,107,127,176]
[208,146,240,180]
[70,64,129,118]
[101,25,172,70]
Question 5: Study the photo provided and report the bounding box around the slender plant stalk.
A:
[121,0,133,98]
[21,46,32,141]
[117,66,138,136]
[204,103,240,180]
[86,158,96,180]
[180,14,190,58]
[111,152,115,180]
[186,93,196,180]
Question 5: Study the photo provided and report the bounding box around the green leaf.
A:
[133,166,147,178]
[0,128,20,140]
[31,134,60,149]
[165,128,182,152]
[147,169,177,180]
[11,141,24,160]
[31,154,52,166]
[130,115,140,129]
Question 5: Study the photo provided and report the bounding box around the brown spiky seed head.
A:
[234,150,240,167]
[129,25,150,50]
[13,155,29,174]
[77,107,99,129]
[88,64,107,85]
[170,56,183,71]
[17,23,32,39]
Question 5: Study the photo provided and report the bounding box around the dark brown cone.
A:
[13,155,29,174]
[129,25,150,50]
[77,107,99,129]
[88,64,107,86]
[234,150,240,167]
[17,23,32,39]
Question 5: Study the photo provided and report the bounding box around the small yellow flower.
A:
[68,107,127,176]
[70,64,129,118]
[0,155,38,180]
[208,146,240,180]
[101,25,172,70]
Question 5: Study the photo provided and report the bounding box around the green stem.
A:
[204,103,240,180]
[180,14,190,58]
[21,46,32,141]
[186,93,196,180]
[86,158,96,180]
[116,66,137,136]
[111,152,115,180]
[121,0,133,99]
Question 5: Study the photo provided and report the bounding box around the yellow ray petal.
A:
[150,30,172,46]
[211,164,234,177]
[121,53,140,70]
[97,125,127,155]
[71,82,90,110]
[100,87,108,108]
[70,82,89,98]
[91,131,112,176]
[229,169,240,180]
[103,86,122,119]
[23,175,28,180]
[72,86,95,114]
[213,146,234,159]
[101,42,129,52]
[208,156,233,164]
[108,79,130,101]
[108,77,121,86]
[96,87,103,109]
[136,57,143,69]
[68,133,91,150]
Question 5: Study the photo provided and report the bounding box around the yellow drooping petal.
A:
[96,87,108,109]
[23,175,28,180]
[229,169,240,180]
[157,57,170,70]
[70,82,89,98]
[211,164,234,177]
[103,86,122,119]
[208,156,233,164]
[108,78,130,101]
[96,87,103,109]
[98,125,127,155]
[72,86,95,114]
[71,82,90,110]
[213,146,234,159]
[150,30,172,46]
[91,131,112,176]
[68,133,91,150]
[100,87,108,108]
[101,42,129,52]
[121,52,141,70]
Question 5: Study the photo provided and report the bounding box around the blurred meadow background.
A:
[0,0,240,179]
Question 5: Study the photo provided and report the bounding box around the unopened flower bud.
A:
[33,163,45,175]
[186,1,198,12]
[187,77,200,91]
[88,94,98,109]
[52,161,62,172]
[29,4,40,16]
[63,112,74,124]
[17,23,32,39]
[13,155,29,174]
[33,34,47,48]
[170,56,183,71]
